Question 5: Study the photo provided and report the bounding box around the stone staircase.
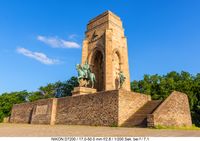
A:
[122,100,162,127]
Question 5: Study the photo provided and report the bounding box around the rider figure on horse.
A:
[82,60,90,79]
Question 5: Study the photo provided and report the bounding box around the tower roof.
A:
[88,10,121,25]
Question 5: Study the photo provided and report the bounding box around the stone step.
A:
[121,100,162,127]
[123,117,147,127]
[135,100,162,114]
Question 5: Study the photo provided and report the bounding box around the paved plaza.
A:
[0,123,200,137]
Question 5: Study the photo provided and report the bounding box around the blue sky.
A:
[0,0,200,93]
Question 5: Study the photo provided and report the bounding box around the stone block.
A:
[72,87,97,96]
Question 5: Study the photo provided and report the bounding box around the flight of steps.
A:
[122,100,162,127]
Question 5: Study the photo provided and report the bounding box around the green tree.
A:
[131,71,200,127]
[27,76,79,102]
[28,91,44,102]
[60,76,79,97]
[0,91,30,122]
[39,83,56,98]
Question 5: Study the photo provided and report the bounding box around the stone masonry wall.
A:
[147,91,192,127]
[55,90,119,126]
[31,98,55,124]
[118,90,151,125]
[10,90,192,127]
[10,102,35,123]
[10,98,56,124]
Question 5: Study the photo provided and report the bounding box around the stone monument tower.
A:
[81,11,130,91]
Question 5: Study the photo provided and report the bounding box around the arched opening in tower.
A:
[91,50,104,91]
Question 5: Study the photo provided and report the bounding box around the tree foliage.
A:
[0,90,30,122]
[131,71,200,127]
[28,76,79,102]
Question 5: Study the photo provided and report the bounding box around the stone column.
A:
[105,29,114,90]
[50,98,57,125]
[121,37,131,91]
[81,39,88,64]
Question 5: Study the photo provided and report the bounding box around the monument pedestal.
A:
[72,87,97,96]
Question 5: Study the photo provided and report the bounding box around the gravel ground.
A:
[0,123,200,137]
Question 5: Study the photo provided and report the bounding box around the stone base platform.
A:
[72,87,97,96]
[9,90,192,127]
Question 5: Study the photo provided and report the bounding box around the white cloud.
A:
[68,34,78,40]
[37,35,80,48]
[17,47,60,65]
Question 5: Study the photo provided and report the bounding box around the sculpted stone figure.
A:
[119,71,126,88]
[76,61,96,88]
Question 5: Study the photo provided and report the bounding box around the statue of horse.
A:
[76,64,84,83]
[76,63,96,88]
